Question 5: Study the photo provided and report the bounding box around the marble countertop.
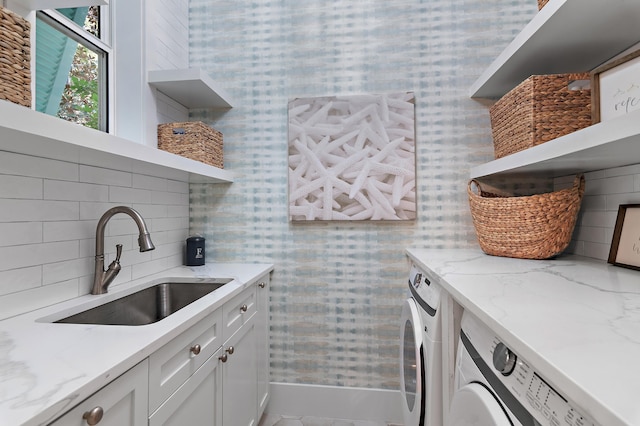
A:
[0,262,274,426]
[406,248,640,426]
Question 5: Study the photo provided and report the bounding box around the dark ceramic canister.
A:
[186,235,205,266]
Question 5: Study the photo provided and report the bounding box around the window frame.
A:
[35,5,114,133]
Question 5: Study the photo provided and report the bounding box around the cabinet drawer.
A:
[222,284,257,340]
[149,308,223,412]
[49,360,148,426]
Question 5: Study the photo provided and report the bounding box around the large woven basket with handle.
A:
[468,174,585,259]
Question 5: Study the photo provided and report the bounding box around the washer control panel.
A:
[462,313,599,426]
[408,263,440,311]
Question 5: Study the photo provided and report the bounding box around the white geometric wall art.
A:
[288,92,416,221]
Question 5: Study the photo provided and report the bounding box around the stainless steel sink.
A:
[55,279,233,326]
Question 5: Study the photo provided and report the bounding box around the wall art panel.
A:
[288,93,416,221]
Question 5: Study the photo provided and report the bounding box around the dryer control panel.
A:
[462,313,599,426]
[408,263,441,314]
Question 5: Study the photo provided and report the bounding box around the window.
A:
[35,6,111,131]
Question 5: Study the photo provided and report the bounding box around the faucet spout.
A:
[92,206,155,295]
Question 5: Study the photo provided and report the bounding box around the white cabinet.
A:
[47,279,269,426]
[148,309,224,413]
[149,347,223,426]
[256,275,270,417]
[221,314,258,426]
[49,360,148,426]
[148,279,268,426]
[470,0,640,179]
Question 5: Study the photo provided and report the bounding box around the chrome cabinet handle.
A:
[190,344,201,355]
[82,406,104,425]
[226,346,235,355]
[219,353,228,362]
[258,282,266,288]
[240,304,248,313]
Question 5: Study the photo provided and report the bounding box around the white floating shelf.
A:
[0,101,235,184]
[148,68,234,109]
[469,0,640,99]
[470,110,640,179]
[14,0,108,9]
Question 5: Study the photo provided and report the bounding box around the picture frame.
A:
[591,49,640,124]
[608,204,640,270]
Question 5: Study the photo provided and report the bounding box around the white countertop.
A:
[406,248,640,426]
[0,263,273,426]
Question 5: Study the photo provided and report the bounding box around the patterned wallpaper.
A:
[188,0,536,389]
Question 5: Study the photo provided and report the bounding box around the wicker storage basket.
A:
[538,0,549,9]
[489,73,591,159]
[468,175,585,259]
[0,6,31,107]
[158,121,223,168]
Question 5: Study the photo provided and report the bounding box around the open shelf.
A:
[0,101,235,184]
[148,68,234,109]
[469,0,640,99]
[470,110,640,179]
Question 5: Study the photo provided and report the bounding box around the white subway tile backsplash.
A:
[0,280,79,320]
[44,180,109,202]
[43,220,95,242]
[0,241,79,271]
[150,216,189,232]
[0,200,79,222]
[80,164,133,187]
[605,192,640,210]
[79,202,123,220]
[585,175,634,195]
[42,257,93,285]
[152,190,189,205]
[131,203,169,219]
[0,222,42,247]
[0,266,41,296]
[0,151,78,181]
[131,257,169,280]
[109,186,153,204]
[133,174,168,191]
[167,179,189,194]
[0,175,42,199]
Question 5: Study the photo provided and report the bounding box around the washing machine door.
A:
[400,298,425,426]
[447,383,513,426]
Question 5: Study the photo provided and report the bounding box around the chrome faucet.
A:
[92,206,155,295]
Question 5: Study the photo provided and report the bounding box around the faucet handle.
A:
[114,244,122,262]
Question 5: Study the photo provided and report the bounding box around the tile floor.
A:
[258,413,401,426]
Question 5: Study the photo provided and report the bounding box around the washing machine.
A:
[448,311,599,426]
[399,263,442,426]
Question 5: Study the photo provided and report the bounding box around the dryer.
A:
[399,263,442,426]
[448,311,599,426]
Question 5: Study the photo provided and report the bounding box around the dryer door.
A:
[400,298,424,426]
[447,383,513,426]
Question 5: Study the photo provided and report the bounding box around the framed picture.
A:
[608,204,640,270]
[288,92,416,221]
[591,49,640,123]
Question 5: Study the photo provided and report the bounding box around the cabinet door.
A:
[256,275,270,418]
[149,347,223,426]
[49,360,148,426]
[222,313,258,426]
[149,308,223,412]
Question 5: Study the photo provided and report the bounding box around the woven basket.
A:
[538,0,549,9]
[489,73,591,159]
[158,121,223,168]
[0,6,31,107]
[468,175,585,259]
